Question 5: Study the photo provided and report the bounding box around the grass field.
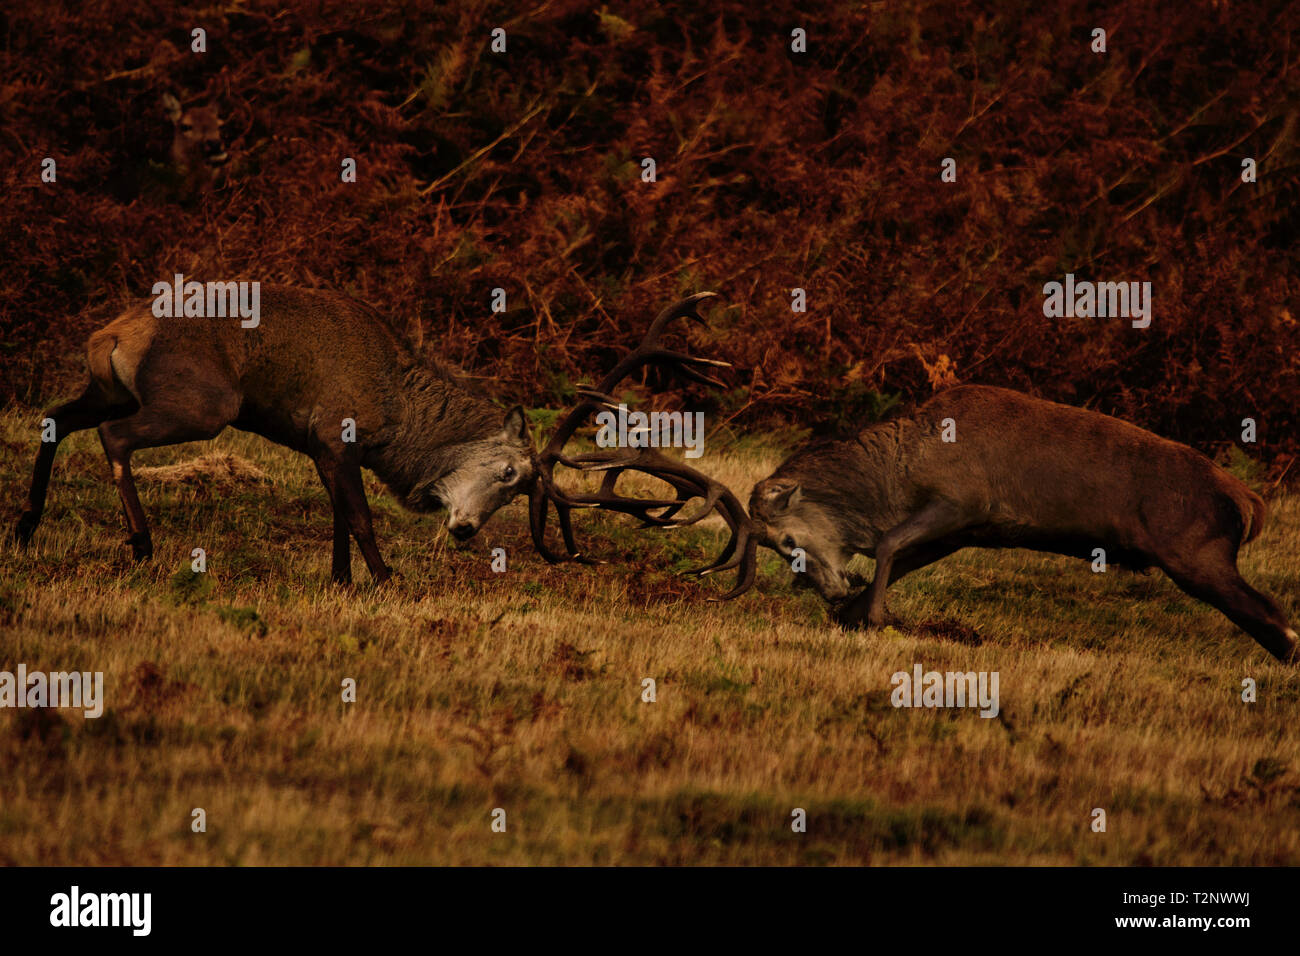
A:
[2,407,1298,865]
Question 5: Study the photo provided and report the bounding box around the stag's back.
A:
[88,285,424,450]
[896,386,1261,551]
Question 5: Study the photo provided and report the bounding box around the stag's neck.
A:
[365,363,503,500]
[787,423,917,551]
[851,422,920,545]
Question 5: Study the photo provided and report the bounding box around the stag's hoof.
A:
[127,532,153,562]
[865,615,905,633]
[831,605,865,630]
[14,513,37,547]
[834,604,898,632]
[1281,630,1300,665]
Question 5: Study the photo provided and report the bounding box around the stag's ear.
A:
[762,481,802,513]
[502,405,529,442]
[161,92,183,123]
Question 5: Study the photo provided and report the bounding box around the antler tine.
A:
[591,291,728,397]
[595,468,691,524]
[535,295,728,460]
[528,480,567,563]
[534,292,719,477]
[595,449,759,587]
[558,445,761,596]
[531,291,761,598]
[709,532,759,601]
[565,449,722,521]
[631,291,719,359]
[552,490,605,565]
[537,293,725,464]
[527,476,606,565]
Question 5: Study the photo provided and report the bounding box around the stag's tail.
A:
[86,330,117,394]
[86,322,145,405]
[1231,485,1267,544]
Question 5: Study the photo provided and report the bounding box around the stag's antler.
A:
[529,292,756,597]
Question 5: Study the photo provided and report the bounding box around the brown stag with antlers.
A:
[723,386,1297,662]
[16,286,751,593]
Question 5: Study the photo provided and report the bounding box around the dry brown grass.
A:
[3,409,1298,864]
[133,452,271,486]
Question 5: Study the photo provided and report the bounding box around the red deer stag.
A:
[710,386,1297,663]
[15,288,747,589]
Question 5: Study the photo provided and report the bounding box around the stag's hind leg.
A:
[1160,544,1298,663]
[312,459,354,585]
[15,388,123,545]
[97,395,238,561]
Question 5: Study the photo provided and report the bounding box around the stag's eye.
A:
[782,535,796,552]
[500,465,516,483]
[181,123,193,132]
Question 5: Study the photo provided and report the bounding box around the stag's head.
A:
[162,92,229,172]
[406,292,746,566]
[430,406,538,541]
[748,478,854,601]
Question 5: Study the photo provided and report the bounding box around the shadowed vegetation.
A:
[0,0,1297,468]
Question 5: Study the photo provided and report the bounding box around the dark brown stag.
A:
[16,284,749,592]
[714,386,1297,663]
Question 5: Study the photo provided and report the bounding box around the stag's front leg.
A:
[312,458,352,585]
[330,457,391,585]
[838,504,967,629]
[832,545,931,628]
[832,583,874,629]
[837,538,967,629]
[309,422,391,585]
